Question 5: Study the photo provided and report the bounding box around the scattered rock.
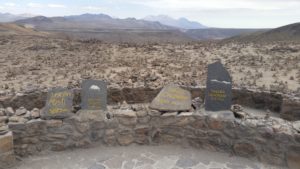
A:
[30,108,40,119]
[15,107,27,116]
[0,125,9,135]
[293,121,300,132]
[5,107,14,116]
[192,97,203,110]
[9,116,28,123]
[0,109,5,116]
[120,101,131,110]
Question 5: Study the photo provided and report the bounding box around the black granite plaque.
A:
[44,87,74,119]
[81,80,107,110]
[205,61,232,111]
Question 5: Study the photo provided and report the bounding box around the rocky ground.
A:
[0,35,299,96]
[11,145,285,169]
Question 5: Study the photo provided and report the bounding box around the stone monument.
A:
[81,80,107,110]
[205,61,232,111]
[149,84,191,112]
[44,87,74,119]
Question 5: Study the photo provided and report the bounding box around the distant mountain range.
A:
[227,22,300,42]
[15,13,175,30]
[1,12,299,42]
[0,13,36,22]
[143,15,207,29]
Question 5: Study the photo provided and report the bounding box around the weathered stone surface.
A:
[136,110,148,117]
[192,97,203,110]
[15,107,27,116]
[0,131,13,154]
[292,121,300,132]
[149,84,191,112]
[5,107,14,116]
[117,134,134,145]
[0,109,5,116]
[75,110,106,122]
[0,151,15,168]
[81,80,107,110]
[176,157,199,168]
[233,142,257,157]
[114,110,137,118]
[9,116,28,123]
[88,163,106,169]
[0,116,7,123]
[43,88,74,119]
[46,119,63,128]
[205,61,232,111]
[287,151,300,169]
[280,98,300,121]
[30,108,40,119]
[148,110,161,116]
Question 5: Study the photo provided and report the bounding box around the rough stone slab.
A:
[149,84,191,112]
[0,131,13,154]
[43,87,74,119]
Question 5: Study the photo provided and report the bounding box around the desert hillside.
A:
[227,22,300,42]
[0,32,299,97]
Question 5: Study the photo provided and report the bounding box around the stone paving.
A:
[12,145,286,169]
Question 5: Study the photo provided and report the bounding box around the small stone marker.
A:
[81,80,107,110]
[44,87,73,119]
[150,84,191,112]
[205,61,232,111]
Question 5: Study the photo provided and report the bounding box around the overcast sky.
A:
[0,0,299,28]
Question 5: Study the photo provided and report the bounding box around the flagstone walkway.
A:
[12,145,286,169]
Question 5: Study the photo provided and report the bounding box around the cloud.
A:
[47,4,66,8]
[83,6,104,11]
[27,3,43,8]
[4,2,15,7]
[129,0,300,10]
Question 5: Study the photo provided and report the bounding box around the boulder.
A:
[149,84,191,112]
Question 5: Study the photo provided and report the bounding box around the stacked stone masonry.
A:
[2,106,300,169]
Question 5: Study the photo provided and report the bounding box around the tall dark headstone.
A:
[81,80,107,110]
[44,87,73,119]
[205,61,232,111]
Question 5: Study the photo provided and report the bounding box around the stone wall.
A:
[281,98,300,121]
[0,87,289,112]
[0,131,15,169]
[4,106,300,169]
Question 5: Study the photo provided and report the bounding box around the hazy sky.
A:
[0,0,299,28]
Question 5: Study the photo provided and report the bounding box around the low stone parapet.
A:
[2,105,299,168]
